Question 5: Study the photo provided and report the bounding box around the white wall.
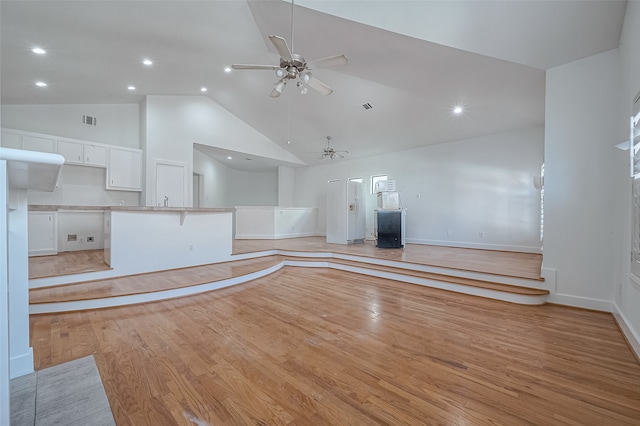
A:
[0,104,139,149]
[293,126,544,252]
[193,149,227,208]
[57,211,104,252]
[142,95,303,207]
[227,168,278,208]
[544,49,621,309]
[278,166,296,206]
[27,165,140,207]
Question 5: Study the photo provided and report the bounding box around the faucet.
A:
[163,196,169,207]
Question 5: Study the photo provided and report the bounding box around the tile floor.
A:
[10,355,114,425]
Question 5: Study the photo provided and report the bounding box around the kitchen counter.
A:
[110,206,233,213]
[29,205,233,212]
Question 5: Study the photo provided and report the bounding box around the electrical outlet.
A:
[67,234,77,242]
[188,244,194,252]
[78,237,84,243]
[479,231,485,239]
[447,230,453,237]
[87,236,94,242]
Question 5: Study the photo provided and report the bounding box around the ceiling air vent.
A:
[362,103,373,110]
[82,115,97,126]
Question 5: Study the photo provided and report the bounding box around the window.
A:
[371,174,388,194]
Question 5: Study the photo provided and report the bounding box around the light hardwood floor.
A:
[30,268,640,425]
[233,237,543,280]
[29,238,543,281]
[29,249,110,279]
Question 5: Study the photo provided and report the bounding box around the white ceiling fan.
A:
[231,1,348,98]
[320,136,348,160]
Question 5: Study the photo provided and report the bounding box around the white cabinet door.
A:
[156,162,186,207]
[84,144,107,167]
[57,140,84,164]
[22,135,56,153]
[1,129,22,149]
[107,147,142,191]
[28,212,57,256]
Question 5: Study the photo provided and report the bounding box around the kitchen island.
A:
[105,206,234,276]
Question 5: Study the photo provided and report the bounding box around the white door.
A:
[156,163,186,207]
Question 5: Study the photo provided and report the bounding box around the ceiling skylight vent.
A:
[362,102,373,110]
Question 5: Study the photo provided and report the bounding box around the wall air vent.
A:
[362,103,373,110]
[82,115,97,126]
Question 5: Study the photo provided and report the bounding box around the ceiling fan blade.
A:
[231,64,279,70]
[308,54,348,69]
[306,77,334,96]
[269,35,293,62]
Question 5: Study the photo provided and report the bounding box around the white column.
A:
[7,188,33,378]
[0,160,11,426]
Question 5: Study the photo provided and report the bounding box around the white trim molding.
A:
[405,238,542,254]
[612,302,640,362]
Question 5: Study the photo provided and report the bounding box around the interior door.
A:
[156,162,186,207]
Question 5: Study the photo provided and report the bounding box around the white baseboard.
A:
[547,293,613,312]
[28,248,57,257]
[612,302,640,361]
[10,348,33,379]
[404,238,541,253]
[235,232,321,240]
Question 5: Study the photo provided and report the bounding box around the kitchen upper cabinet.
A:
[57,140,107,167]
[22,134,56,153]
[107,147,142,191]
[84,144,107,167]
[2,128,143,192]
[1,129,22,149]
[28,212,58,256]
[57,140,84,164]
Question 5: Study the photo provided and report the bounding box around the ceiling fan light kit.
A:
[231,1,347,98]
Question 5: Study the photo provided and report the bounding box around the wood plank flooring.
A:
[29,249,110,279]
[233,237,543,280]
[30,268,640,425]
[30,256,285,304]
[29,238,543,281]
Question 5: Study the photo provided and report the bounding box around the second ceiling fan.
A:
[232,2,348,97]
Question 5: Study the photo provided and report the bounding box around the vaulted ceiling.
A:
[0,1,627,170]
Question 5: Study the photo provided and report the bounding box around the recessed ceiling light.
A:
[200,87,207,92]
[453,106,463,114]
[227,156,232,160]
[127,86,136,91]
[143,59,153,66]
[35,81,47,87]
[32,47,46,55]
[224,67,232,73]
[287,140,291,144]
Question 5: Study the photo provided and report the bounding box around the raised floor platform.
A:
[29,238,547,313]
